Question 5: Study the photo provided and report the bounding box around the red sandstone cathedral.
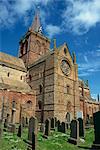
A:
[0,10,99,124]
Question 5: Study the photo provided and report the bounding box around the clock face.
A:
[61,60,70,75]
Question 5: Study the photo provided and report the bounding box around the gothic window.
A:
[12,101,16,109]
[29,75,32,81]
[39,84,43,94]
[20,43,24,55]
[7,72,10,77]
[26,100,32,109]
[38,101,42,109]
[25,40,28,53]
[67,85,70,94]
[20,76,22,80]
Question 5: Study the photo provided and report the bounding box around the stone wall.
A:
[0,90,36,123]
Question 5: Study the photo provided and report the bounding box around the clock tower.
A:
[18,10,50,67]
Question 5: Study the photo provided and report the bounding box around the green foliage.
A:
[0,128,94,150]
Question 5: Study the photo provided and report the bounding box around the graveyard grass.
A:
[0,128,94,150]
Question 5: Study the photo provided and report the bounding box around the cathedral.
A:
[0,11,99,124]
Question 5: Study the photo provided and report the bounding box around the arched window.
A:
[39,84,43,94]
[7,72,10,77]
[20,43,24,55]
[38,101,42,109]
[67,85,70,94]
[29,75,32,81]
[25,40,28,53]
[26,100,32,109]
[20,76,22,80]
[12,101,16,109]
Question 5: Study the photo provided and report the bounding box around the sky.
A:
[0,0,100,99]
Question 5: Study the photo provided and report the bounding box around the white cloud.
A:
[78,50,100,77]
[0,0,50,27]
[84,55,88,63]
[62,0,100,35]
[46,24,61,38]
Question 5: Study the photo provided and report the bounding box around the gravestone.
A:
[40,123,45,134]
[92,111,100,149]
[51,117,55,130]
[28,117,38,141]
[68,120,79,145]
[43,119,51,138]
[26,116,38,150]
[55,117,57,127]
[56,120,61,132]
[8,123,16,133]
[0,119,3,139]
[4,119,8,128]
[61,122,66,133]
[78,118,84,137]
[17,125,22,137]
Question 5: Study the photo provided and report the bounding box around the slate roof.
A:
[0,52,26,72]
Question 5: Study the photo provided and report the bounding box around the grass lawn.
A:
[0,128,94,150]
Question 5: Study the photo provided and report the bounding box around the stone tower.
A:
[18,10,50,67]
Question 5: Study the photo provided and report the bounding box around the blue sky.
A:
[0,0,100,99]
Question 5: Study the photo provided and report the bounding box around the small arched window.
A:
[26,100,32,109]
[20,76,22,80]
[67,85,70,94]
[25,40,28,53]
[39,84,43,94]
[20,43,24,55]
[38,101,42,109]
[12,101,16,109]
[7,72,10,77]
[29,75,32,81]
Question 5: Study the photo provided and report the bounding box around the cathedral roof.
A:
[0,52,26,72]
[0,77,34,94]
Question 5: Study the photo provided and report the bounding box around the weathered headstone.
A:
[28,117,38,141]
[61,122,66,133]
[4,119,8,128]
[8,123,16,133]
[68,120,79,145]
[92,111,100,149]
[56,120,61,132]
[51,117,55,130]
[25,116,38,150]
[78,118,84,137]
[43,119,51,138]
[40,123,45,134]
[17,125,22,137]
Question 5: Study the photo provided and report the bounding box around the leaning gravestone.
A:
[68,120,79,145]
[43,119,51,138]
[78,118,84,137]
[51,117,55,130]
[92,111,100,149]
